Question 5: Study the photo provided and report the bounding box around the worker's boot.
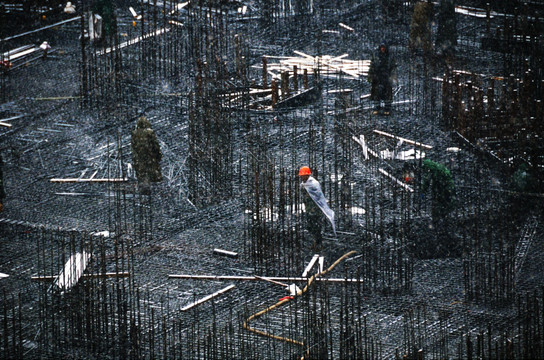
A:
[384,101,391,115]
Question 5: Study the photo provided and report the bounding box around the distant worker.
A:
[0,154,5,212]
[39,41,51,59]
[92,0,116,37]
[299,166,336,251]
[421,159,455,222]
[64,2,76,14]
[368,44,397,115]
[409,1,433,55]
[131,116,163,194]
[435,0,457,61]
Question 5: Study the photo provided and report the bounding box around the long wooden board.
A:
[181,284,235,311]
[54,252,91,290]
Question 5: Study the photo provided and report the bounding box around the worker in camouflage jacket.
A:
[421,159,455,221]
[368,44,397,115]
[131,116,162,193]
[0,154,5,212]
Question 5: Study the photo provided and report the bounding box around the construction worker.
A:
[92,0,115,38]
[64,2,76,14]
[409,1,433,55]
[299,166,336,251]
[435,0,457,61]
[0,154,5,212]
[39,41,51,59]
[421,159,455,222]
[131,116,162,194]
[368,44,397,115]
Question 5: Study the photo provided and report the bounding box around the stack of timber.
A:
[259,51,369,80]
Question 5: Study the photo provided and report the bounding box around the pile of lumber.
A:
[259,51,369,80]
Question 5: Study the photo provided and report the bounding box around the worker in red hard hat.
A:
[368,43,397,115]
[299,166,336,251]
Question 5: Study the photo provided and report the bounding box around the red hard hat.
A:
[299,166,311,176]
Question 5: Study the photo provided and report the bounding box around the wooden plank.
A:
[352,135,377,159]
[169,274,363,283]
[1,45,34,58]
[302,254,320,277]
[213,248,238,258]
[54,252,91,290]
[32,272,130,281]
[255,276,288,287]
[34,96,81,101]
[181,284,235,311]
[378,168,414,193]
[293,50,314,60]
[50,178,128,183]
[338,23,354,32]
[97,28,170,55]
[373,129,433,149]
[0,115,27,122]
[0,121,12,128]
[0,273,9,279]
[1,17,81,42]
[5,47,38,61]
[169,1,189,14]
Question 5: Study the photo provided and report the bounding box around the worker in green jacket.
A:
[421,159,455,221]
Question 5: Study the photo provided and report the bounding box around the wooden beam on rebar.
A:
[352,135,378,159]
[378,168,414,192]
[0,115,27,122]
[302,254,320,277]
[50,178,128,183]
[54,252,90,290]
[1,16,81,42]
[373,129,433,149]
[97,28,170,56]
[255,276,288,287]
[0,121,12,128]
[31,272,130,281]
[181,284,235,311]
[168,274,363,283]
[34,96,81,101]
[213,248,238,258]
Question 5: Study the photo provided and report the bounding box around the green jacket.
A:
[421,159,455,217]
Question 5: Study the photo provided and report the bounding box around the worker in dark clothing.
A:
[0,154,5,212]
[131,116,163,194]
[435,0,457,61]
[421,159,455,222]
[299,166,336,251]
[92,0,116,37]
[409,1,433,54]
[368,44,397,115]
